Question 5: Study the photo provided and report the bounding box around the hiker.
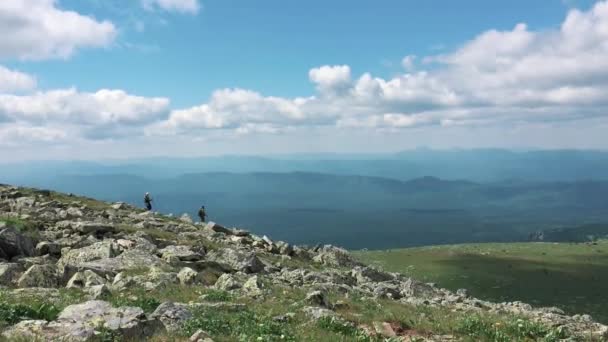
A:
[198,205,207,222]
[144,192,153,211]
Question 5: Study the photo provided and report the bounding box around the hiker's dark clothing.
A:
[198,208,207,222]
[144,194,153,211]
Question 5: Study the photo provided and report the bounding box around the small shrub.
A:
[182,307,295,341]
[456,315,568,342]
[201,289,232,302]
[109,295,160,314]
[0,301,61,325]
[316,316,381,342]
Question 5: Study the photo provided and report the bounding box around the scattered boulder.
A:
[66,270,106,289]
[206,248,264,273]
[190,329,214,342]
[305,290,332,308]
[111,202,128,210]
[35,241,62,257]
[0,225,36,259]
[78,249,164,278]
[180,213,193,224]
[242,275,264,297]
[0,262,22,285]
[159,245,204,262]
[177,267,199,285]
[57,240,118,277]
[150,302,193,333]
[3,300,162,341]
[214,273,242,291]
[312,245,359,267]
[87,284,111,300]
[74,222,116,235]
[17,264,59,288]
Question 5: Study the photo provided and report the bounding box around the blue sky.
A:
[0,0,607,160]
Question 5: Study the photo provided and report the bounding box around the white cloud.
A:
[0,65,36,92]
[5,0,608,152]
[142,0,201,14]
[151,1,608,136]
[0,0,117,60]
[0,123,67,145]
[401,55,416,71]
[309,65,352,95]
[0,88,170,140]
[146,88,312,135]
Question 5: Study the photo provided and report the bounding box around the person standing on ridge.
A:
[144,192,153,211]
[198,205,207,223]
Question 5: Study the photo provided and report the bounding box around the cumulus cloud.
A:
[142,0,201,14]
[0,89,170,140]
[0,0,117,60]
[0,65,36,92]
[309,65,352,95]
[149,0,608,136]
[0,123,67,145]
[401,55,416,71]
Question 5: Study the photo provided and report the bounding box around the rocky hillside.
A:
[0,184,606,341]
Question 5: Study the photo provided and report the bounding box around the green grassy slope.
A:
[354,241,608,324]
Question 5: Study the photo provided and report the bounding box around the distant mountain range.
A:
[3,149,608,183]
[2,167,607,249]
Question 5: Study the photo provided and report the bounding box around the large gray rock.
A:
[177,267,199,285]
[0,262,23,285]
[214,273,242,291]
[0,225,36,259]
[2,300,163,341]
[305,290,332,308]
[351,266,394,284]
[57,240,118,276]
[66,270,106,289]
[17,264,59,288]
[400,278,440,299]
[79,249,165,277]
[206,248,264,273]
[242,275,264,297]
[179,213,193,224]
[150,302,193,332]
[312,245,359,267]
[35,241,62,257]
[74,222,115,235]
[159,245,204,262]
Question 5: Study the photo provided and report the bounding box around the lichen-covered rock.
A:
[150,302,192,332]
[0,225,36,259]
[74,222,116,234]
[305,290,332,308]
[242,275,264,297]
[87,284,111,299]
[0,262,22,285]
[2,300,163,341]
[35,241,62,257]
[78,249,165,278]
[66,270,106,289]
[312,245,359,267]
[17,264,59,288]
[57,240,118,276]
[351,266,394,284]
[206,248,264,273]
[177,267,199,285]
[159,245,203,262]
[214,273,242,291]
[400,278,440,299]
[179,213,193,224]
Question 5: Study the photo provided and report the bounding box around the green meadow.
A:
[354,241,608,324]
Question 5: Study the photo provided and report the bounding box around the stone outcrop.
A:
[3,300,162,341]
